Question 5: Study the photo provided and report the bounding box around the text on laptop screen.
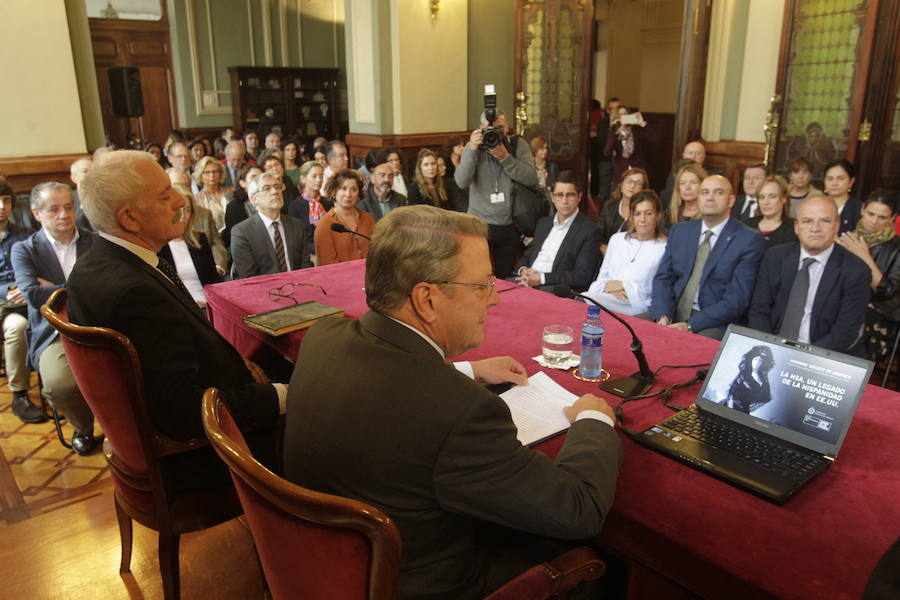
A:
[700,331,869,447]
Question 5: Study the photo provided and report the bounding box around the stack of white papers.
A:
[500,372,577,446]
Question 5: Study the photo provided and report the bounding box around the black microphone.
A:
[330,222,372,241]
[553,284,654,399]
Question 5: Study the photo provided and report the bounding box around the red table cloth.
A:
[206,262,900,599]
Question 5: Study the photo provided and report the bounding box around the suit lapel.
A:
[34,232,66,283]
[811,246,841,320]
[551,216,582,272]
[251,214,279,267]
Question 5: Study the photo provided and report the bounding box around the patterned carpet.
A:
[0,374,111,527]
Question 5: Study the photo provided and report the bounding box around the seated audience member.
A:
[836,190,900,359]
[12,183,98,454]
[587,190,667,315]
[313,145,327,169]
[604,105,655,185]
[438,138,468,213]
[823,159,862,234]
[599,167,647,252]
[731,163,768,220]
[282,138,303,187]
[530,135,558,196]
[224,165,262,246]
[158,189,222,306]
[243,128,261,162]
[166,142,192,176]
[320,140,349,194]
[144,141,167,168]
[213,137,228,161]
[787,156,823,217]
[314,169,374,266]
[358,148,407,223]
[284,204,622,600]
[667,162,707,226]
[187,137,207,165]
[163,129,185,156]
[222,140,248,189]
[440,136,465,180]
[69,156,94,231]
[0,183,39,423]
[193,156,230,233]
[651,175,765,339]
[264,131,281,151]
[231,173,309,278]
[287,161,328,259]
[257,151,300,214]
[386,146,408,197]
[515,170,601,293]
[169,171,227,271]
[746,175,798,250]
[70,150,284,489]
[749,196,870,354]
[660,141,721,206]
[407,149,450,209]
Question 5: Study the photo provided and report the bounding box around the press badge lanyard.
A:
[489,156,505,204]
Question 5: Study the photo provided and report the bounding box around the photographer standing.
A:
[455,109,538,279]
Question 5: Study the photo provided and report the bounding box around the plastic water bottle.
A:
[579,305,604,378]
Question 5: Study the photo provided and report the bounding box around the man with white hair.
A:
[67,151,285,488]
[231,172,309,278]
[222,140,247,189]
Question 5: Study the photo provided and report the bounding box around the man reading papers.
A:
[283,205,622,600]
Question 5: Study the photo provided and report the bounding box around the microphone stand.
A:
[553,284,654,399]
[330,222,372,241]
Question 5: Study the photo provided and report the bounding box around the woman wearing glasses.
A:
[192,156,231,233]
[315,169,374,266]
[598,167,647,253]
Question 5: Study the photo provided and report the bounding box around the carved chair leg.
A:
[114,496,133,574]
[159,533,181,600]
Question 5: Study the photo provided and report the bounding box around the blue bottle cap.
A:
[587,305,601,316]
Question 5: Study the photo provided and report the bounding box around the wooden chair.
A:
[40,289,243,600]
[201,387,606,600]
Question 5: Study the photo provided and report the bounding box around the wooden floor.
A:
[0,376,266,599]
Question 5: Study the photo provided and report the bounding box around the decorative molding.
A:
[349,1,376,124]
[262,0,273,66]
[185,0,231,116]
[295,0,303,66]
[279,0,289,65]
[332,0,339,68]
[247,0,257,64]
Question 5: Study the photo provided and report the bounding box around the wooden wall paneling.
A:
[0,154,89,194]
[703,141,765,191]
[643,113,676,193]
[346,132,470,178]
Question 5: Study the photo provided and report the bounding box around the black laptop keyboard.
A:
[664,408,827,481]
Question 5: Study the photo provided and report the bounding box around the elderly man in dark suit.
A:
[12,182,97,454]
[651,175,765,339]
[516,170,601,292]
[67,150,284,489]
[231,172,309,278]
[284,205,622,600]
[748,195,871,354]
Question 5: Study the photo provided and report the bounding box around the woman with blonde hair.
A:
[668,162,707,225]
[192,156,230,234]
[529,135,558,194]
[407,148,449,209]
[746,174,797,250]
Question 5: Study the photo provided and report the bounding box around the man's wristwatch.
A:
[686,321,693,333]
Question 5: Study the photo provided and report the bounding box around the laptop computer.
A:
[635,325,873,504]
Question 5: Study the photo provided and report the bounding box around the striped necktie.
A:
[271,221,288,272]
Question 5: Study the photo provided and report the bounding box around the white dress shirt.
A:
[692,218,729,310]
[530,210,578,284]
[257,212,292,270]
[43,228,80,279]
[797,243,835,344]
[167,239,205,305]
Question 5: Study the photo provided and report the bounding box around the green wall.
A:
[467,0,516,130]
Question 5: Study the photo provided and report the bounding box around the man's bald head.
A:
[682,141,706,165]
[795,195,839,255]
[698,175,735,226]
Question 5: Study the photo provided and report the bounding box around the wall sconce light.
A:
[430,0,440,22]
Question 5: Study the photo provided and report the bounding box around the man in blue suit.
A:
[12,182,97,454]
[651,175,765,339]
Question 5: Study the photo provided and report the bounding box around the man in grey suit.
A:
[12,182,97,454]
[231,173,309,278]
[284,205,622,600]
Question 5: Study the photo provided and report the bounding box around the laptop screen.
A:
[696,326,873,456]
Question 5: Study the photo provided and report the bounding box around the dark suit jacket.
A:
[748,242,871,353]
[651,218,765,332]
[284,311,623,600]
[839,198,862,234]
[157,233,223,287]
[357,187,408,222]
[230,213,309,278]
[66,236,278,441]
[12,228,94,368]
[731,193,755,220]
[519,212,601,291]
[746,216,799,250]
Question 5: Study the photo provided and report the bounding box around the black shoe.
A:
[11,392,47,424]
[71,431,101,456]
